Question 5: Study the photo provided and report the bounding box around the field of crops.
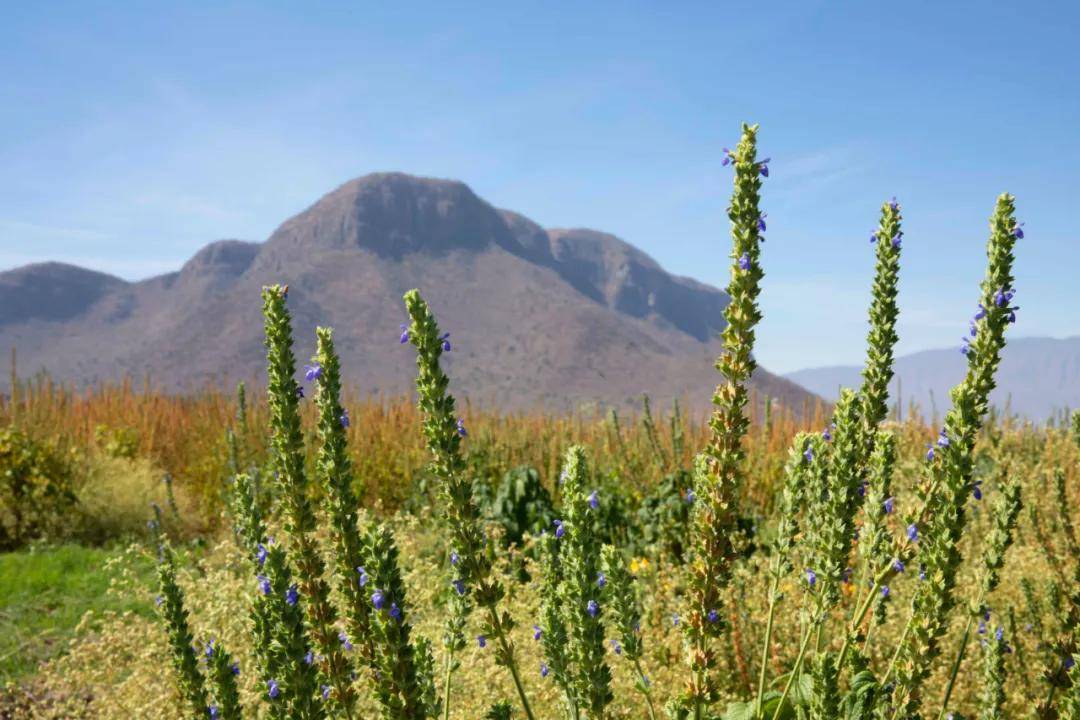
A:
[1,124,1077,720]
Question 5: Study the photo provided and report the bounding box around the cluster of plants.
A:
[2,122,1077,719]
[139,122,1079,719]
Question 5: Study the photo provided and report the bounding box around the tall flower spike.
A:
[891,194,1021,715]
[261,286,354,713]
[601,545,658,720]
[557,447,613,716]
[231,472,322,720]
[860,196,903,433]
[685,122,766,715]
[861,430,898,625]
[151,506,210,716]
[205,638,243,720]
[315,326,428,716]
[403,289,536,720]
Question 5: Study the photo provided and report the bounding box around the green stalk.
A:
[754,576,780,718]
[769,620,816,720]
[936,614,975,719]
[632,659,659,720]
[486,605,536,720]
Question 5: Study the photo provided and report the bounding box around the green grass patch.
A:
[0,543,155,683]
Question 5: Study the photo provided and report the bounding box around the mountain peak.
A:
[0,262,127,327]
[265,172,506,258]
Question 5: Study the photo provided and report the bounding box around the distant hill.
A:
[0,172,814,413]
[786,336,1080,421]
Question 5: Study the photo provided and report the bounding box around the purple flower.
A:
[205,639,216,659]
[456,419,467,438]
[339,631,353,651]
[452,579,466,596]
[588,490,599,510]
[881,585,891,598]
[209,705,219,719]
[533,625,542,641]
[884,497,895,515]
[286,584,299,606]
[738,252,751,271]
[685,488,696,504]
[1013,222,1024,239]
[357,566,369,587]
[891,234,902,249]
[450,551,460,566]
[937,429,950,448]
[230,663,240,675]
[596,572,606,588]
[439,332,451,352]
[268,680,280,699]
[611,639,622,655]
[803,446,814,463]
[707,609,720,623]
[303,364,322,382]
[889,197,899,211]
[256,544,268,567]
[842,567,853,584]
[554,520,565,539]
[975,304,987,320]
[919,565,927,582]
[758,214,767,232]
[257,575,271,595]
[587,600,599,618]
[304,651,314,665]
[322,685,331,700]
[340,409,350,428]
[978,618,987,635]
[892,558,905,573]
[399,323,410,344]
[1065,656,1076,670]
[155,595,163,607]
[857,482,867,497]
[295,385,305,399]
[994,287,1014,308]
[672,613,680,626]
[477,635,486,648]
[994,626,1004,642]
[907,523,919,542]
[372,589,386,610]
[721,148,732,166]
[822,427,832,442]
[805,569,817,587]
[540,662,550,677]
[972,480,983,501]
[758,157,771,177]
[927,445,936,461]
[389,603,401,620]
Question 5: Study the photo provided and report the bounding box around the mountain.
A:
[786,336,1080,421]
[0,172,814,412]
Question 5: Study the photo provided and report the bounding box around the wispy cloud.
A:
[0,219,114,243]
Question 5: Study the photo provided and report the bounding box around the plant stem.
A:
[754,575,781,719]
[486,604,536,720]
[442,647,455,720]
[632,658,659,720]
[936,614,974,719]
[770,620,816,720]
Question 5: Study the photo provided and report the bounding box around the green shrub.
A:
[485,465,556,547]
[0,427,77,551]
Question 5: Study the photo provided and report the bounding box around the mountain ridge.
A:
[1,172,814,413]
[786,335,1080,420]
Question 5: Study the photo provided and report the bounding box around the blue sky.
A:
[2,1,1077,372]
